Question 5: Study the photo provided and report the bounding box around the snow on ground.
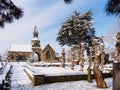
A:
[26,66,87,76]
[0,63,10,83]
[26,62,110,76]
[9,62,112,90]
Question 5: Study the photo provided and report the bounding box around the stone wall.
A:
[24,68,112,86]
[24,69,44,86]
[8,52,32,61]
[41,44,55,61]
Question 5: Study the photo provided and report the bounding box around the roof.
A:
[31,37,39,41]
[9,44,32,52]
[42,44,55,53]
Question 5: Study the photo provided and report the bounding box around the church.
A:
[7,26,60,61]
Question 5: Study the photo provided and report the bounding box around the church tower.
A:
[31,25,41,61]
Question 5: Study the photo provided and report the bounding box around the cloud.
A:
[0,0,103,54]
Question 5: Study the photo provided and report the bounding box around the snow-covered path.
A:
[10,62,112,90]
[11,62,33,90]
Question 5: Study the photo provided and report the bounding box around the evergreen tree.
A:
[64,0,73,4]
[105,0,120,16]
[0,0,23,28]
[57,10,96,51]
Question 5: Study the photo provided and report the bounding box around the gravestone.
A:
[70,45,75,70]
[61,48,65,67]
[78,43,84,71]
[113,63,120,90]
[113,32,120,90]
[100,43,105,70]
[87,66,92,83]
[92,39,99,66]
[93,65,107,88]
[116,32,120,62]
[89,47,92,67]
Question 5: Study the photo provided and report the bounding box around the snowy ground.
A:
[0,63,10,83]
[3,62,112,90]
[25,62,110,76]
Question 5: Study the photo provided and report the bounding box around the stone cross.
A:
[70,45,75,70]
[61,48,65,67]
[100,43,105,70]
[92,39,99,66]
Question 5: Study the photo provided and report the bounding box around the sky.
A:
[0,0,117,55]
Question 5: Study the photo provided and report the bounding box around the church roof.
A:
[42,44,55,53]
[9,44,32,52]
[31,37,39,40]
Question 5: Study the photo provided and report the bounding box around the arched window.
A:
[46,51,51,60]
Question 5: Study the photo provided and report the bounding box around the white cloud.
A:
[0,0,102,55]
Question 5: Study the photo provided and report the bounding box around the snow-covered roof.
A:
[9,44,32,52]
[31,37,39,40]
[42,44,55,53]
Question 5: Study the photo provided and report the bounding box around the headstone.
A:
[89,47,92,67]
[70,45,75,70]
[113,63,120,90]
[116,32,120,62]
[100,43,105,70]
[113,32,120,90]
[61,48,65,67]
[78,43,84,71]
[93,65,107,88]
[87,66,92,83]
[92,39,99,66]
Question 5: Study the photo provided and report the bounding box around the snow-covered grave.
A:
[29,62,70,67]
[26,62,111,76]
[9,62,112,90]
[21,61,112,86]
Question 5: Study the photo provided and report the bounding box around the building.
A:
[7,44,32,61]
[41,44,59,61]
[7,26,60,61]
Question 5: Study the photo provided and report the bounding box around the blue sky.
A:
[0,0,117,54]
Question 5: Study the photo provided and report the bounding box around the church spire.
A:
[33,25,38,38]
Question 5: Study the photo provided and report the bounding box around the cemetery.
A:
[0,12,119,90]
[0,0,120,90]
[22,37,113,86]
[0,27,117,89]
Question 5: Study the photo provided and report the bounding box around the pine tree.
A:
[0,0,23,28]
[105,0,120,16]
[57,10,96,49]
[64,0,73,4]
